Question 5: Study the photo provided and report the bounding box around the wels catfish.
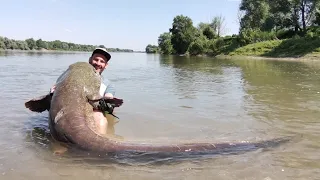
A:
[25,62,291,154]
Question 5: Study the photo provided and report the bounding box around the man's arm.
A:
[103,80,116,99]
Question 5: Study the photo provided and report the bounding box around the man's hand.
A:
[50,85,56,94]
[104,93,114,99]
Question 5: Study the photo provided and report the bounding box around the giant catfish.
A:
[25,62,291,154]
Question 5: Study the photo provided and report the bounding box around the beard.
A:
[93,64,102,70]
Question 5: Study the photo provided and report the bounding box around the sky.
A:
[0,0,241,51]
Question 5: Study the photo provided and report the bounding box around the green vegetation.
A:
[0,36,134,52]
[230,36,320,57]
[229,40,283,56]
[145,44,160,53]
[147,0,320,59]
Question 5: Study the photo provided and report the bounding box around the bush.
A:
[306,26,320,37]
[276,29,297,39]
[207,36,241,56]
[238,29,278,46]
[188,36,208,55]
[230,40,282,56]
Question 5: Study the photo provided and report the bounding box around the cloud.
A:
[64,28,72,33]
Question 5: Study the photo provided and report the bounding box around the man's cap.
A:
[92,48,111,61]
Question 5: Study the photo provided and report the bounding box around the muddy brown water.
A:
[0,51,319,179]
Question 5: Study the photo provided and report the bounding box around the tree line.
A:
[0,36,134,52]
[146,0,320,56]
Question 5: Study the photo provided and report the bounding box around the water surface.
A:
[0,51,319,179]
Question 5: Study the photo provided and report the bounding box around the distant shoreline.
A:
[3,49,318,62]
[0,49,145,54]
[0,49,88,54]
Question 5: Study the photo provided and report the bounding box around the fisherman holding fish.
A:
[50,48,118,135]
[24,49,291,154]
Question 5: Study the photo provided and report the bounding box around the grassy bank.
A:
[227,36,320,59]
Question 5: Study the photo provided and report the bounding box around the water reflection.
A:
[234,59,320,124]
[158,55,239,100]
[158,55,249,128]
[159,55,225,73]
[229,58,320,171]
[157,55,320,137]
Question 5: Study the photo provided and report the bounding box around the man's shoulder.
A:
[101,76,116,96]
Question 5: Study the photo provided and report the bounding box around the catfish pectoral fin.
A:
[106,97,123,107]
[25,94,52,113]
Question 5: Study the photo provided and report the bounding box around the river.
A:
[0,51,319,179]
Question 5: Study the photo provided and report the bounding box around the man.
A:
[50,47,116,135]
[51,47,115,98]
[87,48,116,135]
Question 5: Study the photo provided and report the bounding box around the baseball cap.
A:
[92,48,111,61]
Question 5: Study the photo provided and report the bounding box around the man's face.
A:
[89,53,108,74]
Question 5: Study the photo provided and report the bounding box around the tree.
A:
[0,37,5,49]
[203,26,216,39]
[16,40,29,50]
[188,35,208,56]
[0,41,5,49]
[198,22,209,31]
[197,23,216,40]
[239,0,320,34]
[169,15,198,55]
[158,32,173,54]
[295,0,320,32]
[315,8,320,25]
[3,37,15,49]
[36,39,48,49]
[52,40,62,49]
[237,6,245,25]
[25,38,36,50]
[239,0,271,31]
[210,15,226,37]
[61,42,69,50]
[267,0,293,31]
[145,44,159,53]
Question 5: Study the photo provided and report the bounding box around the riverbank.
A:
[213,36,320,61]
[215,53,320,62]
